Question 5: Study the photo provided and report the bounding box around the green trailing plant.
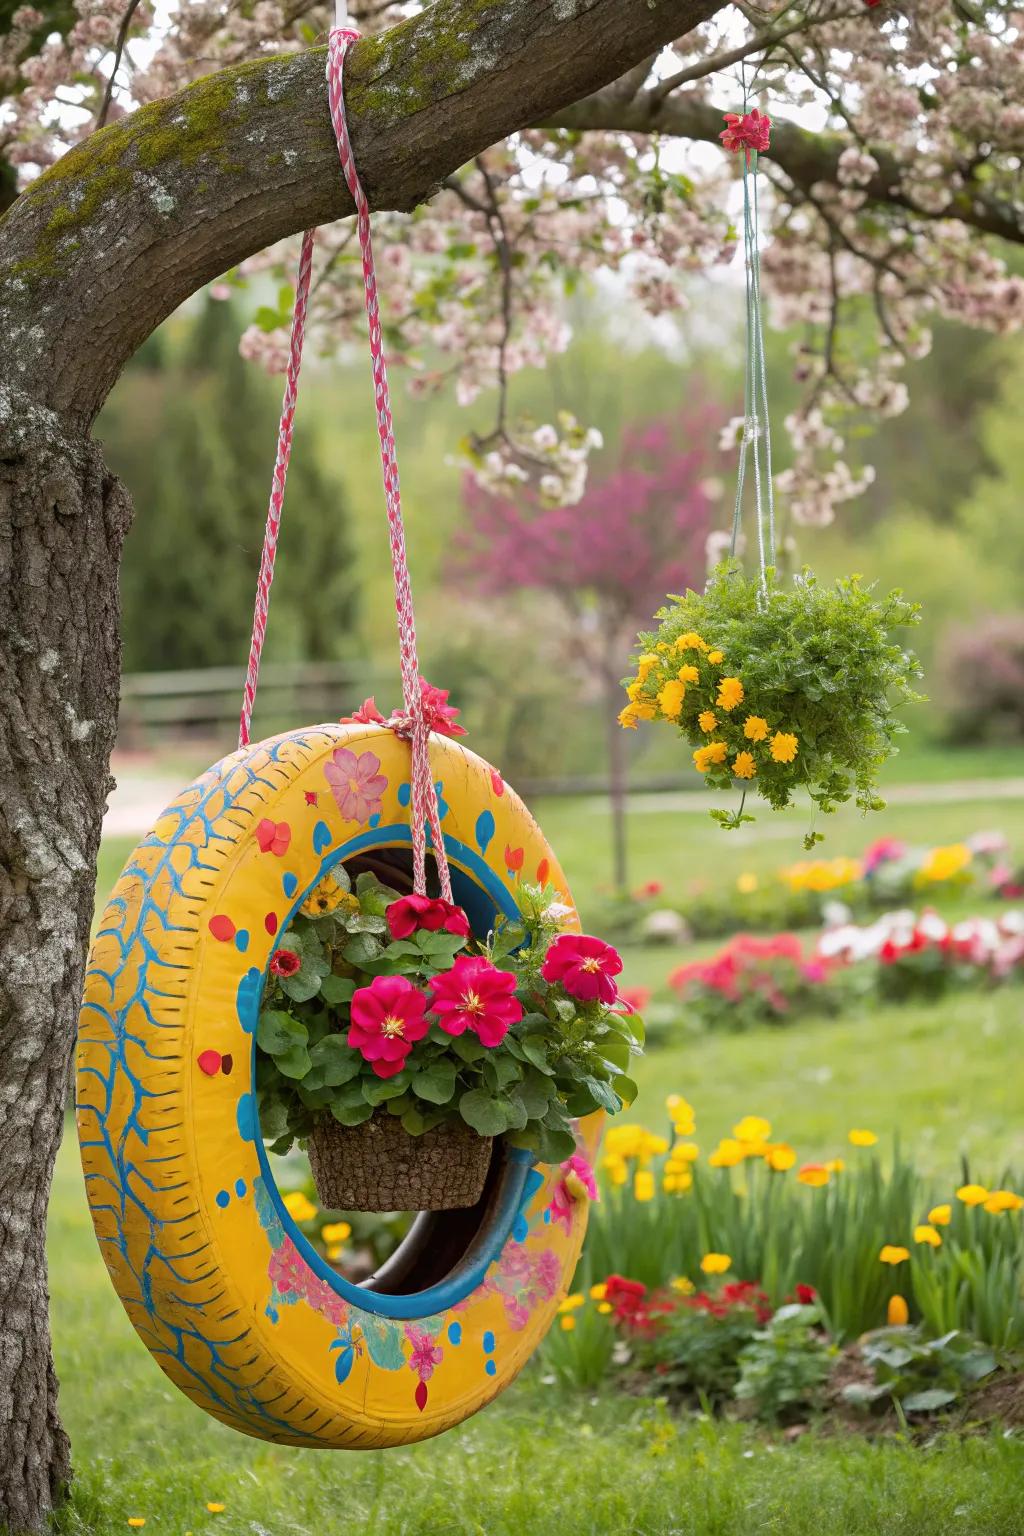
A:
[623,564,923,847]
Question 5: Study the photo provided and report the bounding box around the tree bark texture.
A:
[0,389,132,1531]
[0,2,731,1527]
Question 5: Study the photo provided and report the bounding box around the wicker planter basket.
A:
[308,1110,494,1212]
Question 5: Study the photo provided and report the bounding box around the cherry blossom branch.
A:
[95,0,143,129]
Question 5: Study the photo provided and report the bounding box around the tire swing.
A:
[77,26,612,1449]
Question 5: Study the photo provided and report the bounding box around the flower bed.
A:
[591,832,1010,945]
[541,1100,1023,1425]
[664,909,1024,1032]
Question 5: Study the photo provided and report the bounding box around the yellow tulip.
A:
[700,1252,731,1275]
[887,1294,909,1326]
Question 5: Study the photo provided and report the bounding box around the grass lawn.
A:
[48,1138,1024,1536]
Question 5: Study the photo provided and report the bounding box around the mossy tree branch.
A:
[0,0,726,434]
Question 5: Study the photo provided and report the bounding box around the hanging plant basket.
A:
[308,1109,493,1212]
[622,563,922,847]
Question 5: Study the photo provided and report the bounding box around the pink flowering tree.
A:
[453,416,719,889]
[4,3,1024,1526]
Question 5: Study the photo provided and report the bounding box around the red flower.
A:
[795,1283,817,1305]
[419,679,467,738]
[270,949,301,977]
[348,974,429,1077]
[387,894,471,941]
[618,986,651,1015]
[541,933,622,1005]
[719,107,771,159]
[341,697,386,725]
[427,955,522,1047]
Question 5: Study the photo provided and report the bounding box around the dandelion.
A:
[888,1294,909,1326]
[717,676,745,712]
[206,1505,226,1515]
[879,1245,910,1265]
[956,1183,990,1207]
[560,1315,576,1332]
[798,1163,829,1188]
[700,1253,731,1275]
[707,650,724,664]
[928,1204,952,1226]
[558,1294,585,1312]
[589,1283,608,1301]
[597,1302,612,1315]
[769,731,799,764]
[671,1276,695,1295]
[672,1141,700,1163]
[765,1143,797,1172]
[914,1224,942,1247]
[698,711,719,733]
[743,715,769,742]
[848,1129,878,1147]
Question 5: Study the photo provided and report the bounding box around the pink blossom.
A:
[348,974,429,1076]
[387,894,471,941]
[541,933,622,1005]
[324,747,388,823]
[427,955,522,1046]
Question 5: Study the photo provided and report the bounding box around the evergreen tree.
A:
[102,297,359,672]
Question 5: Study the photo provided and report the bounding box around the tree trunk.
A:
[603,665,629,893]
[0,391,131,1533]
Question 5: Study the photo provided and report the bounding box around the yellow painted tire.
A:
[77,725,598,1447]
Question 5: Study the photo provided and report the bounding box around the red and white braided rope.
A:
[238,27,451,902]
[239,228,315,750]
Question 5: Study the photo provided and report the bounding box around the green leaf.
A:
[257,1010,308,1057]
[319,974,356,1006]
[458,1089,509,1137]
[362,1071,411,1106]
[518,1036,555,1074]
[450,1034,487,1064]
[342,933,384,967]
[401,1105,428,1135]
[328,1099,375,1127]
[613,1074,639,1107]
[354,873,403,915]
[279,969,326,1004]
[307,1035,362,1086]
[901,1388,958,1413]
[412,1062,458,1105]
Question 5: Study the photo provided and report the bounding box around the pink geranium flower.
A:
[548,1153,598,1232]
[419,680,467,737]
[348,974,429,1077]
[324,747,388,823]
[541,933,622,1005]
[427,955,522,1046]
[387,894,471,941]
[341,697,386,726]
[269,949,301,978]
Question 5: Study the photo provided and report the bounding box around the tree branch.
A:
[543,88,1024,248]
[0,0,726,432]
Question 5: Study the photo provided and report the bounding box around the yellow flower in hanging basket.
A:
[301,871,356,918]
[623,565,922,846]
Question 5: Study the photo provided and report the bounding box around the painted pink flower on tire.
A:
[324,747,388,822]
